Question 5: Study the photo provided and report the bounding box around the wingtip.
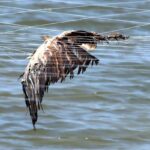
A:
[107,32,129,40]
[32,121,37,131]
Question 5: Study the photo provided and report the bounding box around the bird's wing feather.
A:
[21,30,128,128]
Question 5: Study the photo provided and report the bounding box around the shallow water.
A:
[0,0,150,150]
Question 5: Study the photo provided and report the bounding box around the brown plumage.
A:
[20,30,128,129]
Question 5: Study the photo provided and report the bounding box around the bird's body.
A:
[21,30,128,129]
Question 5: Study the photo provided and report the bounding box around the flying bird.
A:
[20,30,128,129]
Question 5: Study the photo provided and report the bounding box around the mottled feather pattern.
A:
[21,30,128,129]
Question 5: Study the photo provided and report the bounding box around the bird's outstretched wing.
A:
[21,30,128,128]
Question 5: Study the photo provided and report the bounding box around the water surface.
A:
[0,0,150,150]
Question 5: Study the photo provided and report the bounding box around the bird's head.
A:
[41,35,52,41]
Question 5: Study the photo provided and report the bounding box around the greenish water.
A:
[0,0,150,150]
